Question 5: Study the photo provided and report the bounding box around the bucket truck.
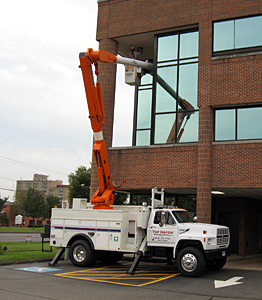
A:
[49,49,230,277]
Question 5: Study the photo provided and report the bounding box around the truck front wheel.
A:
[69,240,97,267]
[177,247,206,277]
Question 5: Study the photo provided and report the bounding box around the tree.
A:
[0,196,8,212]
[114,192,128,205]
[12,191,24,215]
[0,212,8,226]
[21,188,45,229]
[43,195,61,220]
[68,166,91,202]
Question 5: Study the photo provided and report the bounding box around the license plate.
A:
[222,251,226,256]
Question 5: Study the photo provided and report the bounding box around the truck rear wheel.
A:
[177,247,206,277]
[69,240,97,267]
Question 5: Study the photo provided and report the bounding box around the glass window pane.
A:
[180,31,199,59]
[137,89,152,129]
[237,107,262,139]
[215,110,235,140]
[156,66,177,113]
[235,16,262,49]
[141,73,153,85]
[155,113,175,144]
[178,111,199,143]
[136,130,150,146]
[178,63,198,109]
[158,34,178,61]
[213,20,234,51]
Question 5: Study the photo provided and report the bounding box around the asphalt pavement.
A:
[1,258,262,300]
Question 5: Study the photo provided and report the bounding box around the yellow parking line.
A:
[55,264,180,287]
[56,273,179,287]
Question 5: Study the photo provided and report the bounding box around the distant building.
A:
[16,173,70,201]
[1,174,70,227]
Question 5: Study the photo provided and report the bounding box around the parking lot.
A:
[1,257,262,300]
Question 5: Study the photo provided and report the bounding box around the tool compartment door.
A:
[95,221,109,250]
[108,221,122,250]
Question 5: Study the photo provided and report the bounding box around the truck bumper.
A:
[204,248,230,260]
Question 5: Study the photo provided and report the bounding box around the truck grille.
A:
[217,228,230,246]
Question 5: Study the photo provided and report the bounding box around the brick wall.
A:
[108,144,198,190]
[197,106,213,223]
[97,0,262,41]
[213,142,262,188]
[95,0,262,230]
[211,55,262,107]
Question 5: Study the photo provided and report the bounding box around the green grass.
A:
[0,242,60,263]
[0,227,44,233]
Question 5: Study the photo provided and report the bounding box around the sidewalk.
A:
[225,254,262,271]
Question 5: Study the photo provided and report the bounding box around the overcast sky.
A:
[0,0,134,200]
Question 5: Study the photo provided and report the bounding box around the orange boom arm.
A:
[79,48,123,209]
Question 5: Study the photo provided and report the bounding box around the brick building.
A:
[91,0,262,256]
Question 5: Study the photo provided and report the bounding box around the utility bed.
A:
[50,199,150,252]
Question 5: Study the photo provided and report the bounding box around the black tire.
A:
[99,251,123,264]
[206,257,227,271]
[69,240,97,267]
[177,247,206,277]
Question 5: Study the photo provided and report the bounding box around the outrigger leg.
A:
[127,252,142,275]
[49,247,66,266]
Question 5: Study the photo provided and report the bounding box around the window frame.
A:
[133,28,199,146]
[214,105,262,141]
[212,14,262,57]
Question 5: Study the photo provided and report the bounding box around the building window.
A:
[134,29,199,146]
[135,74,153,146]
[215,106,262,141]
[213,15,262,55]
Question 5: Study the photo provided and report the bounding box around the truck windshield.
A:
[172,211,194,223]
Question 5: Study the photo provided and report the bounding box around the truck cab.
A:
[146,203,230,276]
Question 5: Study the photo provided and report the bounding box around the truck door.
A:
[148,210,179,246]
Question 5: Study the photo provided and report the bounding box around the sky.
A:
[0,0,135,200]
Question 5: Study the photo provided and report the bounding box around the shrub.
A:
[0,242,3,255]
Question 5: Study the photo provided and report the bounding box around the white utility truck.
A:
[49,187,230,277]
[48,49,230,276]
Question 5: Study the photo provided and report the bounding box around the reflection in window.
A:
[237,107,262,139]
[135,74,152,145]
[215,110,235,141]
[134,29,199,146]
[213,20,234,52]
[137,89,152,129]
[155,113,175,144]
[215,107,262,141]
[157,35,178,61]
[213,15,262,54]
[155,30,199,144]
[136,130,151,146]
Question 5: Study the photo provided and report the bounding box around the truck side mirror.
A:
[193,216,198,222]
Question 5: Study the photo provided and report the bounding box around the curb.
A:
[0,258,54,266]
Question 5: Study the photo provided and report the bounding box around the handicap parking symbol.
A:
[15,266,61,273]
